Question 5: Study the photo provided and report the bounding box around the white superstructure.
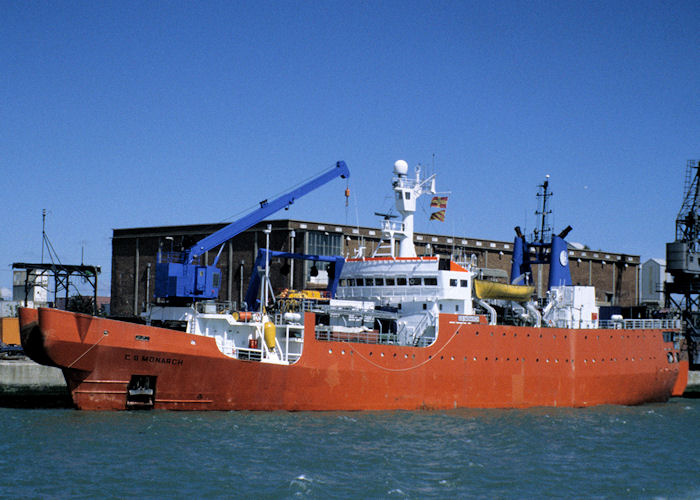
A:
[373,160,436,258]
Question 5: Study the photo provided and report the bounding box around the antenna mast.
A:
[534,175,553,245]
[41,209,47,264]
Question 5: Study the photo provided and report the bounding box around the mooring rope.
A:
[350,326,462,372]
[67,330,109,368]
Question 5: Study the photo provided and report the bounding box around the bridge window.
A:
[356,278,365,286]
[460,280,469,287]
[450,279,458,287]
[397,277,407,286]
[365,278,374,286]
[409,277,422,286]
[375,277,385,286]
[385,277,395,286]
[424,277,437,286]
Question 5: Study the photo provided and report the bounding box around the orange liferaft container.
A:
[0,317,21,345]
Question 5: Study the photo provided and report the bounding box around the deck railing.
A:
[598,319,681,330]
[315,328,397,345]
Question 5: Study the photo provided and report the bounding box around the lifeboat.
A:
[473,279,535,301]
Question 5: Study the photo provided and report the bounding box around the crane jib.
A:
[154,161,350,302]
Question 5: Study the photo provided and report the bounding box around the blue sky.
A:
[2,1,699,297]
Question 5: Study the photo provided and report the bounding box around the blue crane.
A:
[154,161,350,302]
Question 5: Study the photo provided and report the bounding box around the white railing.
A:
[598,319,681,330]
[315,328,397,345]
[338,285,438,300]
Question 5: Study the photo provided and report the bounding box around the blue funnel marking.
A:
[548,236,572,287]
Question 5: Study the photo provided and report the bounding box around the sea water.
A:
[0,399,699,499]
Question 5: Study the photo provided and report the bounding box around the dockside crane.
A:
[154,161,350,303]
[666,159,700,368]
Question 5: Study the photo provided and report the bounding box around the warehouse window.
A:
[305,231,342,283]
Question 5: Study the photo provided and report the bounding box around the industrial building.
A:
[110,218,640,317]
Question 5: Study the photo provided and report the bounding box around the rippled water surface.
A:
[1,399,699,498]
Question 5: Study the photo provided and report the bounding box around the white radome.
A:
[393,160,408,176]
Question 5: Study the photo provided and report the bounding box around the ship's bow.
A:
[19,308,59,368]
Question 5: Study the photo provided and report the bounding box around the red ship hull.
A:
[20,307,682,411]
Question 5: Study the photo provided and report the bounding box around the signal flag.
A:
[430,196,448,208]
[430,210,446,222]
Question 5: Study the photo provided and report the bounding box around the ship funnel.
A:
[510,227,531,285]
[548,235,572,288]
